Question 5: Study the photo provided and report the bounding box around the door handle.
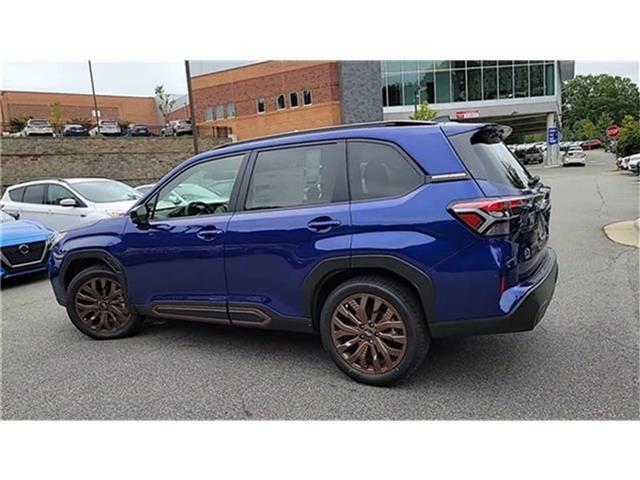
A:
[196,229,222,241]
[307,217,342,232]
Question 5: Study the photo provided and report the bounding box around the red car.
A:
[581,139,602,150]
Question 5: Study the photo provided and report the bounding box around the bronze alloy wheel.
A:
[74,277,131,333]
[330,293,408,374]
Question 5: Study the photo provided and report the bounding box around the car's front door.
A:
[45,183,87,231]
[225,141,350,331]
[120,153,247,324]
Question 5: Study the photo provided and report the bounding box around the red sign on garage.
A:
[606,125,620,139]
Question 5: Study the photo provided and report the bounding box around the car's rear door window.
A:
[347,141,423,201]
[22,184,46,204]
[245,143,347,210]
[8,187,25,202]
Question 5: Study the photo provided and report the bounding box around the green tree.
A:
[410,101,438,121]
[615,115,640,157]
[573,118,599,140]
[155,85,176,125]
[562,74,640,134]
[9,116,29,133]
[50,102,64,134]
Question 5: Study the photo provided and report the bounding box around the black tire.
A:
[319,276,430,386]
[65,266,142,340]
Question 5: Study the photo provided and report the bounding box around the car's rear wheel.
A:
[65,266,142,340]
[319,276,430,386]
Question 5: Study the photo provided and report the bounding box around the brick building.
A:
[0,90,162,131]
[189,61,383,140]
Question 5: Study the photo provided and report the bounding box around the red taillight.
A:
[449,196,529,235]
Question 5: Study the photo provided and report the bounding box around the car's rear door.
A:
[19,184,50,227]
[224,141,350,330]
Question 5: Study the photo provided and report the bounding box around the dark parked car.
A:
[581,139,602,150]
[62,124,89,137]
[49,121,558,386]
[126,124,152,137]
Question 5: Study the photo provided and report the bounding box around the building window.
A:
[514,64,529,97]
[276,94,286,110]
[227,103,236,118]
[530,63,544,96]
[451,69,467,102]
[302,90,312,106]
[215,105,224,120]
[435,71,451,103]
[403,71,419,106]
[482,66,497,100]
[467,68,482,101]
[387,75,402,106]
[257,97,265,114]
[289,92,299,108]
[545,63,555,96]
[204,106,213,122]
[498,66,513,99]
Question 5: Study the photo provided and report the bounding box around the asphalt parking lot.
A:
[1,150,638,420]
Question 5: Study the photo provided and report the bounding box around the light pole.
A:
[413,86,427,116]
[184,60,199,154]
[88,61,100,134]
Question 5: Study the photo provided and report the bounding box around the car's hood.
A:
[95,199,138,213]
[1,219,53,246]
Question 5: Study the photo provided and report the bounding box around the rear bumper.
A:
[430,247,558,338]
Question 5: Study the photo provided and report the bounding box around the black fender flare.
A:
[59,248,129,299]
[302,254,435,324]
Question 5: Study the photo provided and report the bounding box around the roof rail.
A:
[211,120,438,151]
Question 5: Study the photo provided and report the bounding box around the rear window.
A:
[449,127,533,190]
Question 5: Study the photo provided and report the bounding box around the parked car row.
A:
[6,119,175,138]
[559,139,601,152]
[507,143,545,164]
[616,153,640,174]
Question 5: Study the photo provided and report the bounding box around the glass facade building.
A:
[381,61,556,107]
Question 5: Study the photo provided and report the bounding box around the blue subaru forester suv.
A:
[50,121,558,385]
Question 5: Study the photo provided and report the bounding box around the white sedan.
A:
[563,147,586,167]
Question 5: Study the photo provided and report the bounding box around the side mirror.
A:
[130,204,150,229]
[59,198,77,207]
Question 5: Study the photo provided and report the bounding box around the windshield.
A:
[72,180,142,203]
[0,211,16,222]
[30,120,49,126]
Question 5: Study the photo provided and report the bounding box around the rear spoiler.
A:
[441,123,513,142]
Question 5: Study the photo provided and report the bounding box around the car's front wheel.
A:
[65,266,142,340]
[319,276,430,386]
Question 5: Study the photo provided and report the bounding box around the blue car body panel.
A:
[1,218,53,279]
[50,122,557,338]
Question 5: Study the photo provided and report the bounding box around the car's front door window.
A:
[151,154,244,221]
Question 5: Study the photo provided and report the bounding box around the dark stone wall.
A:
[0,137,229,191]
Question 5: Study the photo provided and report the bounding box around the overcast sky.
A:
[1,61,637,97]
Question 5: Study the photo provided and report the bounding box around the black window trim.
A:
[235,140,349,215]
[144,151,251,224]
[346,138,428,204]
